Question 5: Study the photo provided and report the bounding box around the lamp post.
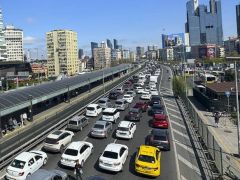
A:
[235,61,240,156]
[29,95,33,121]
[67,85,70,103]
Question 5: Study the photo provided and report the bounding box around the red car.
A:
[133,101,149,112]
[151,114,169,128]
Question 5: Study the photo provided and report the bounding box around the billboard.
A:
[199,45,216,59]
[162,33,185,48]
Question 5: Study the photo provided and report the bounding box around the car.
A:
[126,90,136,98]
[125,108,142,121]
[123,94,133,103]
[90,121,113,138]
[135,145,161,177]
[115,99,129,111]
[26,169,68,180]
[108,91,121,100]
[135,87,144,94]
[98,98,111,109]
[86,104,102,117]
[99,143,128,172]
[116,121,136,139]
[6,150,48,180]
[67,115,89,131]
[146,129,170,151]
[60,141,93,167]
[149,96,161,106]
[151,114,169,129]
[148,104,164,116]
[150,90,159,96]
[141,91,152,100]
[43,130,74,153]
[102,108,120,123]
[144,87,151,92]
[115,86,124,94]
[133,101,149,112]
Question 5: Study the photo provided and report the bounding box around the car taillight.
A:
[19,172,24,176]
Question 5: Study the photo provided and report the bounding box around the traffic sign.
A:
[225,91,231,97]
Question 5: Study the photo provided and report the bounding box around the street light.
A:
[66,85,70,103]
[29,95,33,121]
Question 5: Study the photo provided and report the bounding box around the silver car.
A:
[115,99,129,111]
[26,169,68,180]
[90,121,112,138]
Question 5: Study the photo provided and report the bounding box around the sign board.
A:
[225,91,231,97]
[0,80,2,87]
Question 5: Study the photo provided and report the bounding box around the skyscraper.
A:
[91,42,98,58]
[186,0,223,46]
[136,47,144,58]
[4,25,24,62]
[113,39,118,49]
[106,39,113,49]
[0,9,7,61]
[93,41,111,69]
[236,4,240,37]
[46,29,79,77]
[78,49,84,59]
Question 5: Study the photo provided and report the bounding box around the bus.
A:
[184,68,195,77]
[200,73,217,83]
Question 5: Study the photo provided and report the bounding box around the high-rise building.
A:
[46,29,79,77]
[91,42,98,58]
[136,47,144,58]
[93,41,111,69]
[78,49,84,59]
[113,39,118,49]
[236,4,240,37]
[3,25,24,62]
[0,9,7,61]
[186,0,223,46]
[106,39,113,49]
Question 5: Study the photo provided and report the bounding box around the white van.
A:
[102,108,120,123]
[86,104,102,117]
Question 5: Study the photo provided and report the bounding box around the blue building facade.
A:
[186,0,223,46]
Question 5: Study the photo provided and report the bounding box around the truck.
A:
[150,75,158,84]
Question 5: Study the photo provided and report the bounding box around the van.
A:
[102,108,120,123]
[115,99,129,111]
[67,115,89,131]
[98,97,111,109]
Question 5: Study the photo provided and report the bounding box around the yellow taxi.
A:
[135,145,161,177]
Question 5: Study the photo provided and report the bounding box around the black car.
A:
[148,104,164,116]
[108,91,120,100]
[145,128,170,151]
[149,95,161,106]
[125,108,142,121]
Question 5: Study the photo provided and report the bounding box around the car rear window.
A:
[130,108,139,113]
[94,124,104,129]
[99,100,106,104]
[64,148,78,156]
[10,159,26,169]
[103,151,118,159]
[138,155,155,163]
[45,138,58,144]
[103,111,115,116]
[87,107,95,111]
[154,135,167,141]
[52,130,62,135]
[117,127,129,131]
[115,101,123,105]
[68,120,78,125]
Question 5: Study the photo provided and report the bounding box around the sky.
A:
[0,0,239,57]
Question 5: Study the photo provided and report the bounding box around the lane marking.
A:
[160,65,181,180]
[113,139,117,143]
[172,129,190,140]
[171,120,186,129]
[178,154,201,176]
[163,98,177,104]
[175,141,195,155]
[181,175,188,180]
[167,107,182,114]
[165,102,178,108]
[83,136,88,141]
[160,87,173,92]
[169,114,183,121]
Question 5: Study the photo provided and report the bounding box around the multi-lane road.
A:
[3,64,204,180]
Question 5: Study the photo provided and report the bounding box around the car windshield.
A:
[68,121,78,125]
[130,108,139,113]
[138,155,155,163]
[115,101,123,105]
[102,151,118,159]
[45,138,58,144]
[118,127,129,131]
[99,100,106,104]
[124,95,130,98]
[64,148,78,156]
[154,135,167,141]
[103,112,114,116]
[87,107,95,111]
[94,124,104,129]
[10,159,26,169]
[126,91,133,95]
[152,105,161,110]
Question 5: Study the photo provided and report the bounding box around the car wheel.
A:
[60,145,64,153]
[43,158,47,166]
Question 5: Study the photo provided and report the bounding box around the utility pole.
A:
[235,61,240,156]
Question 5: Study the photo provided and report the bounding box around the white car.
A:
[126,90,136,98]
[141,91,152,100]
[135,87,144,94]
[60,141,93,167]
[43,130,74,153]
[6,150,48,180]
[102,108,120,123]
[123,94,133,103]
[116,121,136,139]
[150,90,159,96]
[99,143,128,172]
[86,104,102,117]
[137,81,144,86]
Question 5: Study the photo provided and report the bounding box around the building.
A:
[136,47,144,59]
[93,41,111,69]
[46,29,79,77]
[146,50,158,60]
[160,48,174,61]
[186,0,223,46]
[3,25,24,62]
[31,63,48,78]
[106,39,113,49]
[130,51,136,62]
[224,37,240,55]
[0,9,7,61]
[111,49,122,64]
[91,42,98,58]
[148,45,158,51]
[236,4,240,37]
[162,33,185,48]
[113,39,118,49]
[122,50,130,60]
[78,49,84,59]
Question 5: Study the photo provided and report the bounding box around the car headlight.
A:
[99,159,103,163]
[114,162,121,166]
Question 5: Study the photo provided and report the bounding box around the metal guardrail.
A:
[0,65,143,170]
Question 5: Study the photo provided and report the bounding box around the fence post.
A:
[213,135,215,160]
[207,126,209,148]
[220,147,223,175]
